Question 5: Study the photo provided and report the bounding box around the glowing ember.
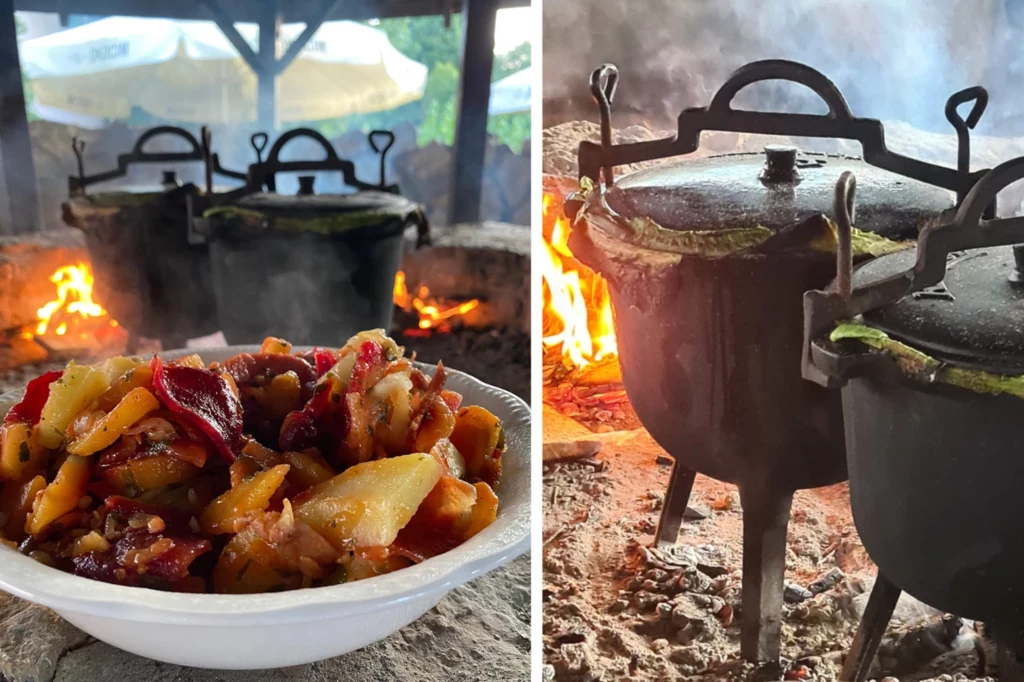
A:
[542,192,617,368]
[393,271,481,332]
[35,263,119,339]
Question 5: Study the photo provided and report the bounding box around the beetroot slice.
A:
[4,370,63,425]
[151,356,242,462]
[312,348,336,378]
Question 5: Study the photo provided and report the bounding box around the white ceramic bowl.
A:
[0,347,531,669]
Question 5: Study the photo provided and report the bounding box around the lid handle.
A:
[578,59,986,199]
[247,127,398,194]
[589,64,619,187]
[706,59,853,120]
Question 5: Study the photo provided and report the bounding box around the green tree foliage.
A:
[314,14,530,151]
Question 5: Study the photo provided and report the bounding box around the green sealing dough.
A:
[830,321,1024,400]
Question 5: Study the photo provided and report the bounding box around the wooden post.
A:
[0,0,37,234]
[448,0,499,225]
[257,0,280,131]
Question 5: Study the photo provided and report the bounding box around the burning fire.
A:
[393,271,480,332]
[542,193,617,367]
[35,263,118,338]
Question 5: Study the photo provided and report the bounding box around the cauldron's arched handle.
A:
[706,59,853,120]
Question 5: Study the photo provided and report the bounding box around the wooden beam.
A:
[198,0,262,72]
[0,0,38,234]
[276,0,338,75]
[448,0,499,225]
[32,0,530,22]
[15,0,529,23]
[257,0,280,130]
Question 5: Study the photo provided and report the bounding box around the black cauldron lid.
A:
[205,179,423,236]
[604,146,954,240]
[850,245,1024,372]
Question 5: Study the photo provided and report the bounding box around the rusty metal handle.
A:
[945,86,988,204]
[71,137,86,187]
[707,59,854,120]
[833,171,857,300]
[129,126,205,161]
[248,127,385,193]
[802,156,1024,387]
[69,126,209,194]
[589,64,619,187]
[250,132,269,163]
[368,130,395,188]
[577,59,985,200]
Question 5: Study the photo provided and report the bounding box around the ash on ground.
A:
[542,422,996,682]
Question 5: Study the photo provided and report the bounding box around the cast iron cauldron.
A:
[196,129,427,346]
[565,59,988,662]
[61,126,245,349]
[803,160,1024,682]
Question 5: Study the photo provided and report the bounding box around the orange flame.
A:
[393,271,480,332]
[35,263,117,337]
[542,193,617,367]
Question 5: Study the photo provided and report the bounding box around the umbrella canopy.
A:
[21,17,428,124]
[488,66,531,115]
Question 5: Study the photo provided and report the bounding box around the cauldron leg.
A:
[738,485,793,662]
[654,459,696,547]
[840,572,900,682]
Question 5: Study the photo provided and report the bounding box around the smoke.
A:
[543,0,1021,137]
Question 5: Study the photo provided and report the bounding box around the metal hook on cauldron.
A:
[200,125,213,195]
[250,132,269,164]
[945,86,988,206]
[71,137,87,191]
[590,64,619,188]
[368,130,396,189]
[833,170,857,301]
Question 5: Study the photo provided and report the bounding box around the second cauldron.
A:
[803,160,1024,682]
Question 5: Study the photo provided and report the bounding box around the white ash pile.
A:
[542,422,998,682]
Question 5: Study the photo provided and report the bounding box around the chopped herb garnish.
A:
[123,469,141,498]
[18,441,30,462]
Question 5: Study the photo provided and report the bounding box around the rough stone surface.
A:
[0,601,89,682]
[0,553,528,682]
